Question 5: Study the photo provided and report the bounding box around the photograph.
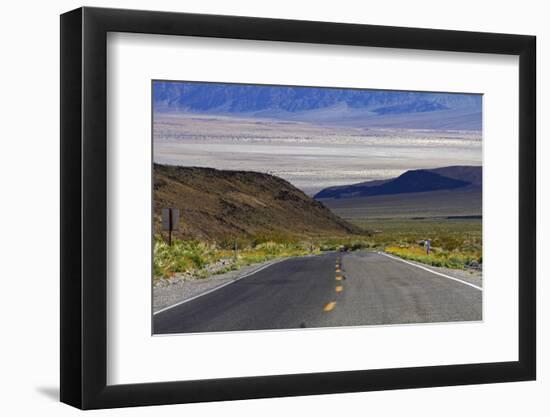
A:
[152,80,483,334]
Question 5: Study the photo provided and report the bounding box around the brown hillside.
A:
[154,164,360,241]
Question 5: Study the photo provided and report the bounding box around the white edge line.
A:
[153,257,290,315]
[379,252,483,291]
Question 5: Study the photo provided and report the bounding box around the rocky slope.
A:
[154,164,360,241]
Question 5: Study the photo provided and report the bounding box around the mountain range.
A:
[153,81,482,130]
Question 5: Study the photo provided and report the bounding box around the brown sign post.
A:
[161,208,179,246]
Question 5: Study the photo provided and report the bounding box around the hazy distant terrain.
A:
[153,113,482,195]
[153,82,482,195]
[320,188,482,220]
[154,81,482,130]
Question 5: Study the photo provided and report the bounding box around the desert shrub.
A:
[153,237,216,278]
[385,245,481,270]
[154,234,326,280]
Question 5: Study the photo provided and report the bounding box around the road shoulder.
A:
[380,251,483,289]
[153,257,289,314]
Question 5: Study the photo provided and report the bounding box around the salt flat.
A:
[153,113,482,195]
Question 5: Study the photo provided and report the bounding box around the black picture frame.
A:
[60,6,536,410]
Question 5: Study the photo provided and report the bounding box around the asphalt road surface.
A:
[153,252,482,334]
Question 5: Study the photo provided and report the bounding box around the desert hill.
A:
[314,166,482,200]
[154,164,360,241]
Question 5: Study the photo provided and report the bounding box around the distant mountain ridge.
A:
[153,82,481,113]
[154,164,360,241]
[153,81,482,130]
[314,166,482,200]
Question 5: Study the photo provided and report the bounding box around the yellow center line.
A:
[323,301,336,312]
[336,268,341,273]
[335,285,343,293]
[335,275,343,281]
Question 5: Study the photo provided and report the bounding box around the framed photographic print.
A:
[60,7,536,409]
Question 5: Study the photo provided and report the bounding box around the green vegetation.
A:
[384,246,480,269]
[153,233,378,280]
[153,218,482,280]
[352,218,482,270]
[154,235,314,281]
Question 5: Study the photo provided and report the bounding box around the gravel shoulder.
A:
[153,257,289,313]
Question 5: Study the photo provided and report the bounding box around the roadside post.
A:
[426,239,431,255]
[161,208,180,246]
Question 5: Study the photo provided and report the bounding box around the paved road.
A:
[153,252,482,334]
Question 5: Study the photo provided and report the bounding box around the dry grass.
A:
[354,218,482,269]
